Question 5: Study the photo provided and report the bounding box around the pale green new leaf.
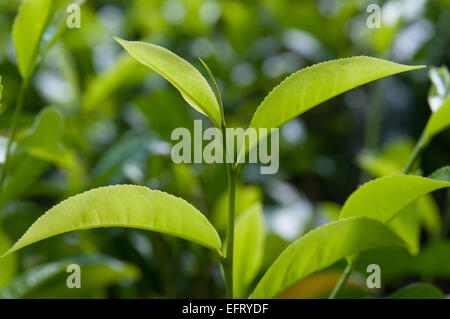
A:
[424,96,450,142]
[114,38,222,127]
[13,0,53,78]
[252,217,405,299]
[387,283,444,299]
[0,185,221,258]
[233,203,265,298]
[339,173,450,225]
[242,57,424,158]
[0,255,140,298]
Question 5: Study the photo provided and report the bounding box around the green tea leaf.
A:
[357,140,442,237]
[213,184,262,232]
[233,203,265,298]
[1,185,222,258]
[242,57,424,158]
[387,283,444,299]
[424,96,450,141]
[252,217,405,299]
[0,230,17,289]
[17,106,70,166]
[428,66,450,112]
[13,0,53,78]
[0,255,140,298]
[387,202,420,254]
[339,174,450,225]
[82,54,147,111]
[114,38,222,127]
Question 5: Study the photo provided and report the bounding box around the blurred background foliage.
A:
[0,0,449,298]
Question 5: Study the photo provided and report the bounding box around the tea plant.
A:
[1,0,450,299]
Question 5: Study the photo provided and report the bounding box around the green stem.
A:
[0,78,29,191]
[402,133,428,174]
[225,166,237,299]
[329,259,353,299]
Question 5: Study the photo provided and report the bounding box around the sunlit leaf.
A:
[233,203,265,298]
[387,283,444,299]
[114,38,222,127]
[251,217,405,299]
[12,0,53,78]
[0,185,222,259]
[387,202,420,254]
[240,57,424,159]
[0,255,140,298]
[339,172,450,226]
[357,140,442,237]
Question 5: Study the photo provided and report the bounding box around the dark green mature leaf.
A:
[13,0,53,78]
[0,255,140,298]
[240,57,424,159]
[114,38,222,127]
[0,230,17,288]
[233,203,265,298]
[387,283,444,299]
[0,185,222,258]
[252,217,405,299]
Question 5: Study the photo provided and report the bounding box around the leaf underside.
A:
[251,217,405,299]
[1,185,222,258]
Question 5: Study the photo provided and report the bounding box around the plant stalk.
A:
[0,78,29,191]
[328,259,353,299]
[225,165,237,299]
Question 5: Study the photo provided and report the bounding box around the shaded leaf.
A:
[0,255,140,298]
[387,283,444,299]
[252,217,405,299]
[233,203,265,298]
[1,185,222,258]
[276,270,366,299]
